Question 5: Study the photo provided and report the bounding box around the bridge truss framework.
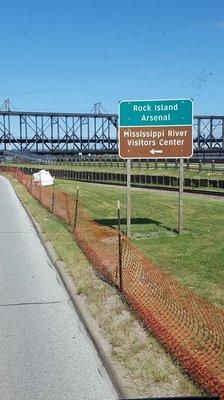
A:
[0,111,223,154]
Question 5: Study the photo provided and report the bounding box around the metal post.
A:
[197,118,201,148]
[87,117,90,152]
[210,118,213,150]
[80,117,83,152]
[73,185,79,231]
[126,158,131,238]
[39,174,42,202]
[117,200,122,292]
[178,158,184,234]
[51,182,55,213]
[19,115,23,150]
[64,193,71,225]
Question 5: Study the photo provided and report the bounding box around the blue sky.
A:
[0,0,224,114]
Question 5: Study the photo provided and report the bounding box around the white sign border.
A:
[118,98,194,160]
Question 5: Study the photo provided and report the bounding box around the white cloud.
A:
[193,20,224,29]
[213,20,224,28]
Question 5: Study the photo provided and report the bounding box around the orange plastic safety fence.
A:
[121,238,224,396]
[2,167,223,399]
[51,190,73,224]
[74,202,119,283]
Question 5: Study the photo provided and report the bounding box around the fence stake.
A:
[117,200,123,292]
[73,185,79,231]
[39,175,42,202]
[64,193,71,225]
[51,182,55,213]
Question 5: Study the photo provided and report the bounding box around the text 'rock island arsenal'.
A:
[133,102,178,122]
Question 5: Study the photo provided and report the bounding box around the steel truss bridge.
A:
[0,110,224,155]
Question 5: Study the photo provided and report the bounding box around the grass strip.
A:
[54,179,224,308]
[3,161,224,180]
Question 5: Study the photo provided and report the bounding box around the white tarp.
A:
[32,170,54,186]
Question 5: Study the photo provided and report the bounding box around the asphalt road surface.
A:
[0,175,118,400]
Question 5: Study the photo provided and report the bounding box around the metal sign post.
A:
[117,200,123,291]
[178,158,184,234]
[118,98,193,236]
[126,159,131,238]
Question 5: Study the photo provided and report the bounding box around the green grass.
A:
[3,161,224,180]
[3,173,202,397]
[55,179,224,308]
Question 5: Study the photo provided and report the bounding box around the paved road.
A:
[0,176,118,400]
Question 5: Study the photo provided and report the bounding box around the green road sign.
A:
[119,99,193,127]
[118,98,193,159]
